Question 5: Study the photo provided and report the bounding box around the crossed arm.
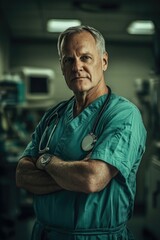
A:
[16,155,118,195]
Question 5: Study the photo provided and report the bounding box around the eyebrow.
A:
[63,51,93,58]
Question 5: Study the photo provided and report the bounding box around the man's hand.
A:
[36,156,44,170]
[36,154,54,170]
[16,156,62,194]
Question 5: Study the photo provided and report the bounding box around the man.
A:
[16,25,147,240]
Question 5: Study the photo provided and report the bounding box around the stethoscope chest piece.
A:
[81,133,97,151]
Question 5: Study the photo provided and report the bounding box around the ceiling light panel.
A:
[47,19,81,32]
[127,20,155,35]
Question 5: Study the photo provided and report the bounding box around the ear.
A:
[102,52,108,71]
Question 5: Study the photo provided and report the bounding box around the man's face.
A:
[60,31,108,95]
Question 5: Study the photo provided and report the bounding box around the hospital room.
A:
[0,0,160,239]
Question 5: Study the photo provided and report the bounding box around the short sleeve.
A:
[91,102,147,180]
[20,130,40,159]
[19,108,52,159]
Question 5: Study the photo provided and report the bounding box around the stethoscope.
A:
[39,86,111,154]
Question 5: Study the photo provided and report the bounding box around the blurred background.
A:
[0,0,160,239]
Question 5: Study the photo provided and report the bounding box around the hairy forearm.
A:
[16,158,62,195]
[44,156,117,193]
[45,157,91,193]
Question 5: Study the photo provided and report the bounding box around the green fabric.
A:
[22,92,146,240]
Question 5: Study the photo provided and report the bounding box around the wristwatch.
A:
[40,153,52,168]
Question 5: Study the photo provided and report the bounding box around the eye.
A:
[81,55,92,62]
[63,57,74,65]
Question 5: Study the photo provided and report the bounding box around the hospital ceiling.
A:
[0,0,160,43]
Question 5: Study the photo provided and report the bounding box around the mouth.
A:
[71,76,89,81]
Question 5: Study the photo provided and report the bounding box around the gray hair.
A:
[57,25,106,58]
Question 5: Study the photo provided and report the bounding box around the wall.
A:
[0,24,10,77]
[10,40,72,103]
[10,39,154,103]
[106,43,154,100]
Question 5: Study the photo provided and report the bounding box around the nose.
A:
[72,58,83,72]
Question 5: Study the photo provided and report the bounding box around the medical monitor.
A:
[12,67,55,102]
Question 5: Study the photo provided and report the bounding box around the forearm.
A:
[16,157,62,195]
[45,157,90,193]
[44,155,117,193]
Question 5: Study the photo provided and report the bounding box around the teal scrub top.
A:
[21,92,147,240]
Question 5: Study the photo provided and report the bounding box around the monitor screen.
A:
[29,76,48,94]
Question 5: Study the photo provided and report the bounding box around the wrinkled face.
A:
[60,31,108,94]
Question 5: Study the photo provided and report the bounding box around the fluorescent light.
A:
[47,19,81,32]
[127,20,155,35]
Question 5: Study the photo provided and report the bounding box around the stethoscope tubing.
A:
[38,98,74,154]
[38,86,111,154]
[91,86,111,134]
[39,113,59,154]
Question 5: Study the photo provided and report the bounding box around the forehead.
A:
[61,31,97,54]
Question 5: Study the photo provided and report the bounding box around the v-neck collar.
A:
[64,94,109,127]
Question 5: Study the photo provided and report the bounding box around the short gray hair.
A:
[57,25,106,58]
